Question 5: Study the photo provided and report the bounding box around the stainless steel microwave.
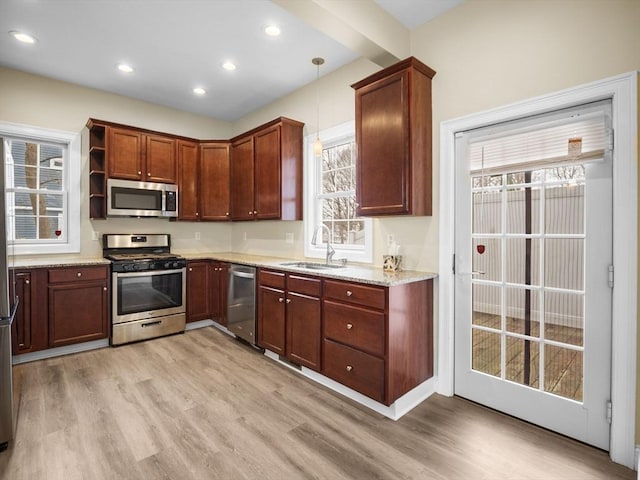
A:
[107,178,178,217]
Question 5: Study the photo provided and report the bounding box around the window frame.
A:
[1,122,81,255]
[304,121,372,263]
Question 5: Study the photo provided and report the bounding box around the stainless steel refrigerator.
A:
[0,138,17,452]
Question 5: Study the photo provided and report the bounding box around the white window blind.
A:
[464,100,612,175]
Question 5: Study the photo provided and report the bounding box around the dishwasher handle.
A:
[230,270,255,279]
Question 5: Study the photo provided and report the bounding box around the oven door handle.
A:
[140,320,163,328]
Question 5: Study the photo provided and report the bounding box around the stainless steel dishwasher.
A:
[227,264,256,345]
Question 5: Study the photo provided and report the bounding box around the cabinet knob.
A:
[286,299,291,304]
[253,210,257,215]
[25,279,30,285]
[138,171,142,175]
[225,212,230,216]
[77,272,82,277]
[248,211,253,215]
[278,297,284,303]
[147,172,151,177]
[346,323,353,330]
[346,290,353,297]
[346,365,353,372]
[196,212,199,216]
[189,267,192,272]
[103,287,107,291]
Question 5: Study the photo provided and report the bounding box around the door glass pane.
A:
[545,291,584,347]
[472,329,501,377]
[505,287,540,337]
[545,345,583,401]
[545,239,584,290]
[506,186,541,234]
[505,336,540,388]
[505,238,540,285]
[545,183,584,234]
[472,284,501,328]
[472,190,501,234]
[472,238,501,282]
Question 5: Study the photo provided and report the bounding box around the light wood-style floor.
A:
[0,327,634,480]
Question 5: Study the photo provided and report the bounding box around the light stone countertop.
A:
[180,251,437,287]
[8,252,437,287]
[10,256,111,269]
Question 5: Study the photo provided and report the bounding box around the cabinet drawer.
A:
[324,300,385,356]
[258,269,285,289]
[323,340,384,403]
[324,280,385,310]
[48,266,108,284]
[287,274,321,297]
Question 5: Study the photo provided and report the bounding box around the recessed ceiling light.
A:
[222,61,236,71]
[193,87,206,95]
[264,25,281,37]
[10,31,37,44]
[117,63,134,74]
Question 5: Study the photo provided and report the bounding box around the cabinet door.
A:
[177,140,199,221]
[186,261,210,322]
[11,272,32,353]
[254,125,281,220]
[257,285,285,354]
[230,136,255,221]
[48,281,108,347]
[355,70,410,216]
[108,127,143,180]
[146,135,176,183]
[200,143,231,221]
[286,292,321,371]
[210,262,229,325]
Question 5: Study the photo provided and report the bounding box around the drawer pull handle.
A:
[141,320,162,328]
[278,298,284,303]
[346,365,353,372]
[346,323,353,330]
[346,290,353,297]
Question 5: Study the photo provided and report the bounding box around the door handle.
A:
[459,271,486,276]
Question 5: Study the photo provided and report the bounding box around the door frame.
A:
[438,72,638,468]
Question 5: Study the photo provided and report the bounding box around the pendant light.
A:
[312,57,325,157]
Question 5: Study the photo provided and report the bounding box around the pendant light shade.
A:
[312,57,324,157]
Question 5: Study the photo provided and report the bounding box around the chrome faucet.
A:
[311,224,335,265]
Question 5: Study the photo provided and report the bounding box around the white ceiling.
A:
[0,0,463,122]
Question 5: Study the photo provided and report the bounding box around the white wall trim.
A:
[438,71,638,468]
[12,339,109,365]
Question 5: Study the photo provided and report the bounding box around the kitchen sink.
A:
[280,261,346,270]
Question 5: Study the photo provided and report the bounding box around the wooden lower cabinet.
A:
[48,266,109,348]
[210,262,229,325]
[186,261,210,322]
[10,269,48,354]
[257,269,321,370]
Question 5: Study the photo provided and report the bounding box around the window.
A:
[2,123,81,255]
[305,121,372,263]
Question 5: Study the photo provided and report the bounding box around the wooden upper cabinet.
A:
[146,135,176,183]
[200,142,230,221]
[229,117,303,221]
[230,135,255,221]
[108,127,142,180]
[107,126,176,183]
[352,57,436,216]
[254,125,281,220]
[177,140,199,221]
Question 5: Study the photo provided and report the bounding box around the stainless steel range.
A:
[103,234,186,346]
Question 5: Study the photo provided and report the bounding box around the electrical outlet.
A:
[195,231,201,240]
[387,234,394,245]
[92,231,100,241]
[285,232,294,244]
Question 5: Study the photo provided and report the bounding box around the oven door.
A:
[112,268,186,324]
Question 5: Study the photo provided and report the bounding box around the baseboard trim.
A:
[12,339,110,365]
[635,445,639,474]
[185,319,215,331]
[263,348,436,420]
